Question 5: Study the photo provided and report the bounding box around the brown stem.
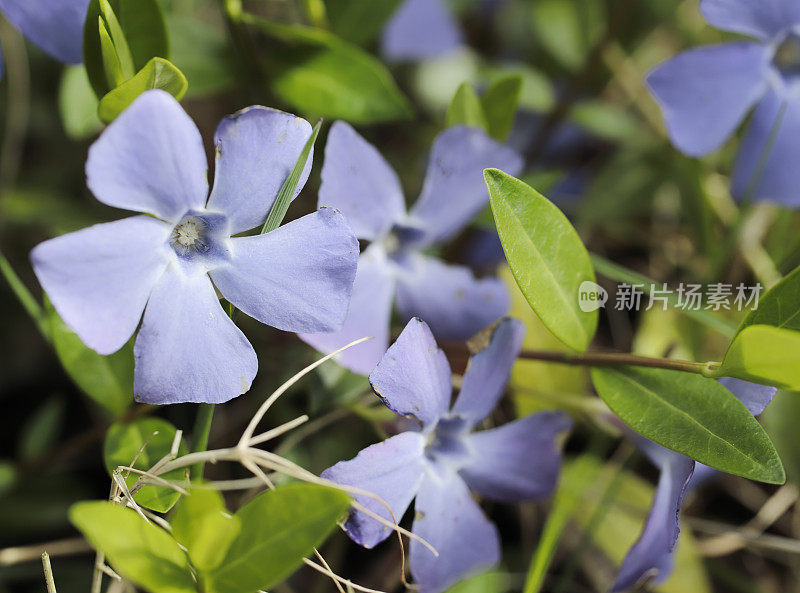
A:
[518,349,707,374]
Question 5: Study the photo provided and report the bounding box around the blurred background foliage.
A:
[2,0,800,592]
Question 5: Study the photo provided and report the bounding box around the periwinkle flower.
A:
[382,0,463,62]
[0,0,89,76]
[322,317,571,593]
[31,90,359,405]
[612,377,777,591]
[300,121,523,375]
[647,0,800,206]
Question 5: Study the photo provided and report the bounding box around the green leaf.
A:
[261,119,322,234]
[324,0,403,45]
[530,0,604,70]
[98,57,188,123]
[446,82,489,132]
[591,366,785,484]
[84,0,169,98]
[735,264,800,334]
[18,397,65,462]
[245,16,412,124]
[166,15,235,97]
[46,300,133,416]
[59,66,103,139]
[570,100,642,143]
[485,169,597,352]
[715,325,800,390]
[481,74,522,141]
[171,488,241,572]
[446,572,508,593]
[69,501,196,593]
[202,483,351,593]
[762,391,800,485]
[99,0,135,80]
[98,16,125,88]
[523,456,599,593]
[104,417,188,512]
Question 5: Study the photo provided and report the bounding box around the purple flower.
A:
[0,0,89,76]
[381,0,463,62]
[299,121,523,375]
[647,0,800,206]
[31,90,359,405]
[612,378,777,591]
[322,317,571,593]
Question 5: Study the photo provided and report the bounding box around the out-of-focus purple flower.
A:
[0,0,89,76]
[299,121,523,375]
[322,317,571,593]
[381,0,463,62]
[31,90,359,405]
[612,378,777,591]
[647,0,800,206]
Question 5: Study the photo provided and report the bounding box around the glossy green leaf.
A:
[104,417,188,512]
[84,0,169,97]
[46,300,133,416]
[485,169,597,351]
[716,325,800,390]
[98,16,124,88]
[99,0,135,80]
[171,488,241,572]
[591,366,785,484]
[446,82,488,131]
[69,501,196,593]
[246,16,412,124]
[762,391,800,485]
[202,483,351,593]
[325,0,403,45]
[98,57,188,123]
[59,66,102,139]
[481,74,522,141]
[735,265,800,334]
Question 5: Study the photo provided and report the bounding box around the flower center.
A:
[170,215,210,256]
[425,416,472,471]
[773,33,800,78]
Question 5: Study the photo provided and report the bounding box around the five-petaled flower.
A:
[300,121,523,375]
[0,0,89,77]
[611,377,777,591]
[31,90,359,405]
[322,317,571,593]
[648,0,800,206]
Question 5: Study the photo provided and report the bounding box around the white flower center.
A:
[170,216,209,255]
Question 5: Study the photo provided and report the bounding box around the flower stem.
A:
[190,403,215,480]
[0,248,49,340]
[518,349,708,374]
